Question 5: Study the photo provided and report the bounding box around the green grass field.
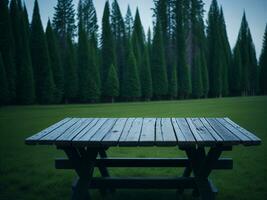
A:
[0,96,266,200]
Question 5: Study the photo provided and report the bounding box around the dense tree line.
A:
[0,0,266,105]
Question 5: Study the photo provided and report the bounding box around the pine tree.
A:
[207,0,222,97]
[30,0,54,104]
[169,62,178,99]
[105,64,119,102]
[111,0,127,96]
[101,1,116,97]
[200,50,209,97]
[46,20,64,103]
[259,24,267,94]
[151,21,168,99]
[230,42,242,95]
[0,53,9,105]
[53,0,76,44]
[123,42,141,100]
[192,53,203,98]
[125,5,134,38]
[140,47,153,100]
[174,0,191,99]
[16,3,35,104]
[63,36,78,102]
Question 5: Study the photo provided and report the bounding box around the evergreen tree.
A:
[16,3,35,104]
[192,53,203,98]
[200,50,209,97]
[30,0,54,104]
[169,62,178,99]
[111,0,127,96]
[259,24,267,94]
[0,53,9,105]
[123,42,141,100]
[140,47,153,100]
[151,21,168,98]
[105,64,119,102]
[174,0,191,99]
[101,1,116,97]
[207,0,222,97]
[63,36,78,102]
[236,12,258,95]
[53,0,76,44]
[46,20,64,103]
[125,5,134,38]
[230,42,242,95]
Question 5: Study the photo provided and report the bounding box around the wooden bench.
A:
[25,117,261,200]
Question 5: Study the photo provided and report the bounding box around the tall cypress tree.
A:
[192,53,203,98]
[140,47,153,100]
[174,0,191,99]
[0,53,9,105]
[123,42,141,100]
[111,0,127,96]
[16,3,35,104]
[169,62,178,99]
[101,1,116,97]
[207,0,222,97]
[125,5,134,38]
[53,0,76,46]
[259,24,267,95]
[106,64,119,102]
[46,20,64,103]
[30,0,54,104]
[63,36,78,102]
[151,21,168,99]
[230,42,242,95]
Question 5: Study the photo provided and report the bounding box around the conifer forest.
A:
[0,0,267,105]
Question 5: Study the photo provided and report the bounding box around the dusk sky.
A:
[24,0,267,58]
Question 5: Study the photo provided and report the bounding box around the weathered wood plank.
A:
[160,118,177,145]
[139,118,156,145]
[186,118,205,145]
[206,118,240,144]
[175,118,196,143]
[199,118,223,142]
[102,118,127,145]
[190,118,216,145]
[155,118,163,143]
[171,118,188,146]
[75,118,108,143]
[123,118,143,145]
[55,118,94,145]
[39,118,80,144]
[89,118,118,143]
[216,118,252,145]
[25,118,72,144]
[118,118,135,144]
[224,118,261,144]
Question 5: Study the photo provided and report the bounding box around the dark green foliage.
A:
[46,20,64,103]
[111,0,127,96]
[30,0,54,104]
[140,47,153,100]
[200,50,209,97]
[192,53,203,98]
[174,0,191,99]
[53,0,76,43]
[63,36,78,102]
[169,63,178,99]
[259,24,267,94]
[207,0,222,97]
[230,43,242,95]
[101,1,116,97]
[125,5,133,38]
[105,64,119,102]
[151,21,168,98]
[236,13,258,95]
[16,3,35,104]
[123,43,141,100]
[3,0,16,103]
[0,53,9,105]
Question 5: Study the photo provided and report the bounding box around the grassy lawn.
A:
[0,96,266,200]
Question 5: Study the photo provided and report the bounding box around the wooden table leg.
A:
[63,147,98,200]
[185,145,224,200]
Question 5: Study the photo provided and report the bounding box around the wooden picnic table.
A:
[25,117,261,200]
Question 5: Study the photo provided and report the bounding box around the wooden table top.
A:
[25,117,261,147]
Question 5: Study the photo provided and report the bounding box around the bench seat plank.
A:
[139,118,156,145]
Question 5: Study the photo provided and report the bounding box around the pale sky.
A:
[24,0,267,58]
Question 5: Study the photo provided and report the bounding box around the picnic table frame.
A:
[25,117,261,200]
